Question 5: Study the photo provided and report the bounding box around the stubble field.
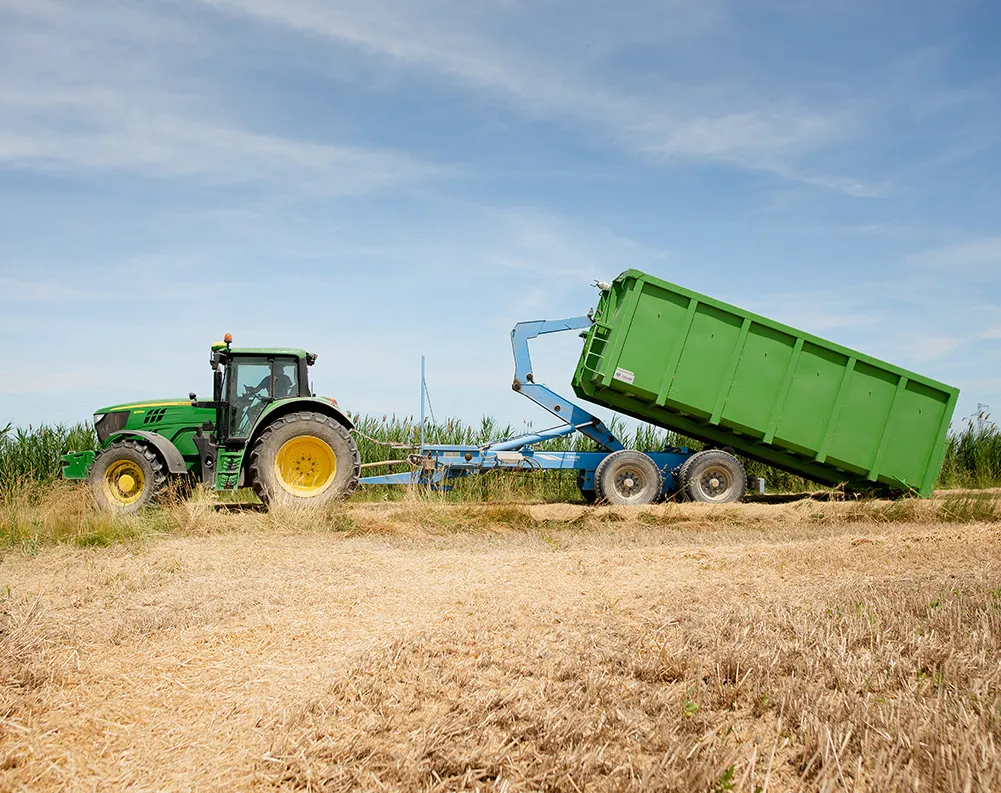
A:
[2,496,1001,792]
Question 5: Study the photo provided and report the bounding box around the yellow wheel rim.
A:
[274,436,337,497]
[103,459,146,506]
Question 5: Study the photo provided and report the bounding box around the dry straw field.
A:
[3,490,1001,792]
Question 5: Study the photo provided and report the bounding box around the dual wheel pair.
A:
[89,412,360,513]
[583,449,747,506]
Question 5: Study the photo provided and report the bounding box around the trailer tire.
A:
[250,411,359,508]
[595,450,663,506]
[89,439,167,514]
[680,450,746,504]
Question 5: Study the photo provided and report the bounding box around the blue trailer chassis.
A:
[358,316,694,496]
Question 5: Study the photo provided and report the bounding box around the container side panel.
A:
[920,388,960,497]
[879,382,951,490]
[824,362,898,475]
[666,303,744,419]
[773,343,849,455]
[720,325,797,436]
[611,284,690,399]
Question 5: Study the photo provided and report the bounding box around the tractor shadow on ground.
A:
[213,502,268,513]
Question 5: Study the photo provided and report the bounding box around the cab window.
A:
[227,356,300,439]
[274,359,298,399]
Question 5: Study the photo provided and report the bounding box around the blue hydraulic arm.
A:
[506,317,623,452]
[358,314,631,488]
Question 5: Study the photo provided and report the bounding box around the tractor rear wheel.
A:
[89,440,166,514]
[679,450,746,504]
[250,411,360,508]
[595,450,663,506]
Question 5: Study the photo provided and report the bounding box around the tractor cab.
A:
[208,335,317,443]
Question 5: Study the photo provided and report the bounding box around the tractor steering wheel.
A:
[232,387,267,435]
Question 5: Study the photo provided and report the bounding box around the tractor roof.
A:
[228,347,311,358]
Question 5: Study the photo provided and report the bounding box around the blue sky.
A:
[1,0,999,434]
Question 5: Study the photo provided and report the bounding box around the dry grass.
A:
[2,495,1000,792]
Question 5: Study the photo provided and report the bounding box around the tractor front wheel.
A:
[89,440,166,514]
[249,412,360,508]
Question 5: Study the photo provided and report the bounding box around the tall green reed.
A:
[4,411,999,503]
[0,423,96,494]
[940,415,1001,489]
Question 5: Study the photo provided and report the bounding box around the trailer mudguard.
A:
[107,430,188,474]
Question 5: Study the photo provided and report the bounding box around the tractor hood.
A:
[94,399,195,415]
[92,398,214,445]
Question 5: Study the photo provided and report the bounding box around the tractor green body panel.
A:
[572,269,960,497]
[96,399,218,472]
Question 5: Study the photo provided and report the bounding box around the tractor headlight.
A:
[94,411,129,444]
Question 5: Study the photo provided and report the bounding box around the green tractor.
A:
[62,335,360,513]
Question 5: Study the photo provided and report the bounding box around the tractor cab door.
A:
[226,356,300,440]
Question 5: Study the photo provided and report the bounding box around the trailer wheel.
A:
[680,450,746,504]
[250,411,360,508]
[595,450,663,506]
[89,439,167,514]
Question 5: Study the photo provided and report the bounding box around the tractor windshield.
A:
[227,356,300,439]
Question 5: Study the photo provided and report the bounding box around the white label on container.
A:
[613,367,636,385]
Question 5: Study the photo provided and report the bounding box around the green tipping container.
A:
[573,269,960,497]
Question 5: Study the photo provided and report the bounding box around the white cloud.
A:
[908,237,1001,275]
[0,1,439,193]
[201,0,876,193]
[481,207,667,284]
[0,103,436,193]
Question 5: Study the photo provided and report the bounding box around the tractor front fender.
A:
[107,430,188,474]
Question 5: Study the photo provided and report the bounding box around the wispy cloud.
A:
[0,1,440,193]
[0,98,437,193]
[201,0,876,193]
[908,237,1001,276]
[482,207,667,283]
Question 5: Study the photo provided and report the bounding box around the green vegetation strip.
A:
[2,414,1000,505]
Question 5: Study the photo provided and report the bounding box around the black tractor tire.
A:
[679,450,747,504]
[249,411,360,508]
[594,450,663,506]
[89,439,167,514]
